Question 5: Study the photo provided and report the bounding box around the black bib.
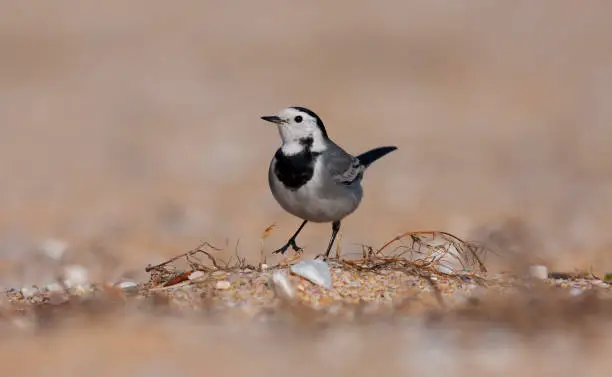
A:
[273,138,321,191]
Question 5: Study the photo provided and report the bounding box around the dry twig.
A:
[145,242,223,273]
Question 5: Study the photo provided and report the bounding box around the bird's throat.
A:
[274,141,321,191]
[281,137,314,156]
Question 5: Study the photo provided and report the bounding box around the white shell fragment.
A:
[569,287,584,297]
[72,285,94,296]
[21,286,39,298]
[271,271,296,300]
[116,281,139,291]
[215,280,231,290]
[529,265,548,280]
[290,260,332,289]
[40,238,68,260]
[62,265,90,288]
[188,270,206,281]
[45,282,65,293]
[435,265,455,275]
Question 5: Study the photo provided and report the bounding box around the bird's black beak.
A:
[261,115,283,124]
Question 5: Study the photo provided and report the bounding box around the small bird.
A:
[261,106,397,259]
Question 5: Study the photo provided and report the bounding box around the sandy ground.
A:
[2,255,612,377]
[2,1,612,375]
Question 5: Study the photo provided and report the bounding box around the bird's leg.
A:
[273,220,308,254]
[316,221,341,260]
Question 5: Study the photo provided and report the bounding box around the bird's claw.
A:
[272,246,288,255]
[291,241,303,252]
[273,239,303,255]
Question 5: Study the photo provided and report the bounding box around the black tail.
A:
[357,146,397,168]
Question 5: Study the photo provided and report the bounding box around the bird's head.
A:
[261,106,328,155]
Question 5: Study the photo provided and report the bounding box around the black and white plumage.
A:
[262,106,397,258]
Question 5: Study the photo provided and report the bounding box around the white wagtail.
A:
[262,106,397,258]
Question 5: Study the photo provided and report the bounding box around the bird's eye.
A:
[294,115,303,123]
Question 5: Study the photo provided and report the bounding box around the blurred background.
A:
[2,0,612,282]
[3,1,612,376]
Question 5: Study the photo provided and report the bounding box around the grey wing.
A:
[324,142,365,184]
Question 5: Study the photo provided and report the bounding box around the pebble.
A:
[63,265,90,288]
[40,238,68,260]
[271,271,296,300]
[435,265,455,274]
[48,292,68,305]
[215,280,231,290]
[188,270,206,281]
[71,284,94,297]
[116,281,139,291]
[45,282,65,293]
[529,265,548,280]
[569,287,584,297]
[21,286,39,298]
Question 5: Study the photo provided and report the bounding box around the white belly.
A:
[269,158,362,223]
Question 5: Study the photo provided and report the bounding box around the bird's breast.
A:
[271,148,320,191]
[268,154,362,223]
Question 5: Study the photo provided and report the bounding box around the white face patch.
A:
[274,108,327,155]
[281,142,306,156]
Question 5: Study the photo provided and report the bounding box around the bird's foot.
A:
[273,239,303,255]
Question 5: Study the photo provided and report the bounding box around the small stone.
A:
[40,238,68,260]
[48,292,68,305]
[45,282,65,293]
[188,270,206,281]
[116,281,139,291]
[63,265,89,288]
[215,280,231,290]
[21,286,39,298]
[71,284,94,296]
[435,265,454,274]
[260,264,269,271]
[271,271,296,299]
[529,265,548,280]
[569,287,584,296]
